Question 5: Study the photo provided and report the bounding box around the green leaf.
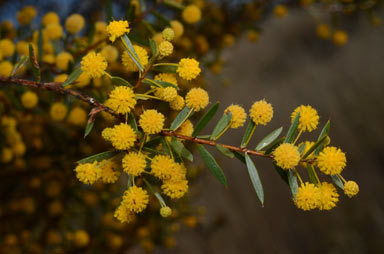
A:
[87,23,96,45]
[170,106,193,131]
[255,127,283,150]
[128,112,138,132]
[210,112,232,140]
[149,39,158,57]
[245,153,264,205]
[126,4,136,22]
[152,63,178,73]
[143,178,166,206]
[142,147,167,155]
[285,112,300,143]
[197,144,227,187]
[142,78,178,89]
[233,151,246,164]
[62,68,83,87]
[84,121,94,138]
[215,144,234,158]
[161,138,172,156]
[272,163,289,185]
[11,55,28,76]
[240,120,256,148]
[122,34,144,72]
[163,0,184,9]
[37,29,43,62]
[264,137,285,155]
[171,137,193,162]
[301,135,328,159]
[288,170,299,200]
[76,151,118,164]
[306,165,318,184]
[298,143,306,155]
[330,174,344,190]
[314,120,330,156]
[111,76,132,87]
[105,0,113,22]
[192,102,220,137]
[151,10,171,26]
[28,44,40,82]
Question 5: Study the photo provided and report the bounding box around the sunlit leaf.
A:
[210,112,232,140]
[256,127,283,150]
[215,144,234,158]
[76,151,118,164]
[197,144,227,187]
[192,102,220,137]
[245,154,264,205]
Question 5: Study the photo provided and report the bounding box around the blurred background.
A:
[1,0,384,253]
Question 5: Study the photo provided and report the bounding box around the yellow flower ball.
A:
[249,99,273,125]
[151,155,177,180]
[159,41,174,56]
[42,12,60,26]
[224,104,247,128]
[295,182,320,211]
[0,39,15,58]
[182,5,202,24]
[177,58,201,80]
[42,54,55,64]
[75,72,91,88]
[95,21,108,39]
[160,206,172,217]
[175,120,194,136]
[99,160,120,183]
[247,30,259,43]
[106,20,130,42]
[122,152,146,176]
[317,182,339,210]
[100,45,119,63]
[155,87,178,102]
[75,162,101,184]
[170,20,184,38]
[17,6,37,25]
[161,179,188,199]
[170,95,185,111]
[65,14,85,34]
[185,87,209,111]
[1,147,13,163]
[122,186,149,213]
[122,45,148,72]
[43,42,54,54]
[139,109,165,134]
[114,203,135,223]
[153,33,164,45]
[54,74,68,83]
[12,142,26,157]
[317,146,346,175]
[222,34,235,47]
[154,73,178,86]
[274,4,288,18]
[56,51,73,71]
[0,61,13,77]
[273,143,300,170]
[21,91,38,109]
[44,23,63,40]
[316,24,331,40]
[73,230,90,247]
[50,102,67,121]
[68,107,87,126]
[102,123,137,150]
[344,180,359,198]
[162,27,175,41]
[107,86,137,114]
[291,105,319,132]
[16,41,29,56]
[81,51,108,79]
[332,30,348,46]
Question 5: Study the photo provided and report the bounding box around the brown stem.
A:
[134,62,153,89]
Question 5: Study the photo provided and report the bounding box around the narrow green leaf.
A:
[149,39,158,57]
[28,44,40,82]
[330,174,344,190]
[240,120,256,147]
[128,112,138,132]
[306,165,318,184]
[285,112,300,143]
[87,23,96,44]
[256,127,283,150]
[210,112,232,140]
[143,178,166,206]
[264,137,285,155]
[142,78,178,89]
[288,170,299,200]
[196,135,211,139]
[151,10,171,26]
[37,29,43,62]
[192,102,220,137]
[197,144,227,187]
[142,147,167,155]
[314,120,330,156]
[122,34,144,72]
[126,4,136,22]
[302,135,327,159]
[298,143,306,155]
[215,144,234,158]
[163,0,184,9]
[233,151,246,164]
[161,138,172,156]
[105,0,113,22]
[171,137,193,162]
[62,68,83,87]
[170,106,193,130]
[76,151,118,164]
[84,122,94,138]
[272,163,289,185]
[11,55,28,76]
[245,154,264,205]
[111,76,132,87]
[152,63,178,73]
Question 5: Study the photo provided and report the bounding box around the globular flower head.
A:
[154,73,178,86]
[316,24,331,40]
[317,146,346,175]
[42,12,60,26]
[170,20,184,38]
[65,14,85,34]
[295,182,320,211]
[151,155,177,180]
[344,180,359,198]
[17,6,37,25]
[177,58,201,80]
[159,41,174,56]
[114,203,135,223]
[50,102,67,121]
[162,179,189,199]
[107,86,137,114]
[170,95,185,111]
[0,61,13,77]
[75,162,101,184]
[102,123,137,150]
[175,120,194,137]
[56,51,73,71]
[317,182,339,210]
[106,20,130,42]
[160,206,172,217]
[185,88,209,112]
[122,186,149,213]
[0,39,15,58]
[274,4,287,18]
[224,104,247,128]
[81,52,108,79]
[45,23,63,40]
[249,100,273,125]
[68,107,87,126]
[122,152,146,176]
[122,45,148,72]
[182,5,202,24]
[139,109,165,134]
[273,143,300,170]
[291,105,319,132]
[155,87,178,102]
[162,27,175,41]
[21,91,38,109]
[333,30,348,46]
[99,160,120,184]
